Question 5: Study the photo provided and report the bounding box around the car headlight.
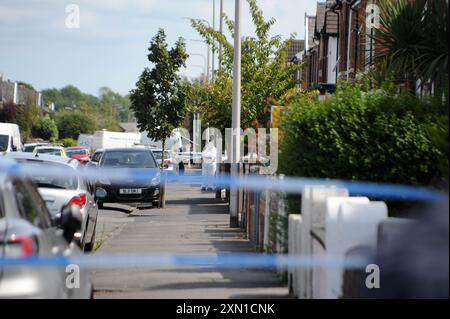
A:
[151,176,160,186]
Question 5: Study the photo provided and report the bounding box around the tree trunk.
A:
[159,139,166,209]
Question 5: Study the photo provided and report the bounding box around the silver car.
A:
[4,152,99,252]
[0,163,92,298]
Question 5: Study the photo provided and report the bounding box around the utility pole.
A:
[219,0,224,70]
[230,0,241,228]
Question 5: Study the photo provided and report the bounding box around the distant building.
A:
[0,75,51,115]
[297,0,378,95]
[288,40,306,86]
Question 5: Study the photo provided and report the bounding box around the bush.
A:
[31,117,58,141]
[58,138,77,147]
[279,81,447,187]
[55,111,97,140]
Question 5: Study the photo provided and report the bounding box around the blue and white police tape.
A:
[0,253,370,270]
[0,159,446,201]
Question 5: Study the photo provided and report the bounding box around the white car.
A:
[33,146,67,157]
[3,152,99,252]
[23,142,52,153]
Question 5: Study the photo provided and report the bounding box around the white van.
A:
[0,123,23,153]
[91,130,141,150]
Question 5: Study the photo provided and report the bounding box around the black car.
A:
[95,148,161,209]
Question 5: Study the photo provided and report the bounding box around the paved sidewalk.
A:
[92,171,289,299]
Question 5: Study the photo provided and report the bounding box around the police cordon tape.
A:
[0,159,445,201]
[0,159,447,270]
[0,253,370,270]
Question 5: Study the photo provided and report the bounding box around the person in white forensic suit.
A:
[201,141,217,191]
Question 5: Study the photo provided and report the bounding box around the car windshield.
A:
[15,160,78,190]
[0,135,8,152]
[24,145,37,152]
[36,148,61,155]
[66,149,88,156]
[102,150,156,168]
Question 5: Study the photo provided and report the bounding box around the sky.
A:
[0,0,318,96]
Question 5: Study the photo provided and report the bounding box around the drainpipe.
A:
[346,5,353,79]
[347,0,361,79]
[330,1,340,83]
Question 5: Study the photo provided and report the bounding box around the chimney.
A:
[37,92,43,107]
[13,81,18,104]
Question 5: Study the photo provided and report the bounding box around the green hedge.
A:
[279,82,448,187]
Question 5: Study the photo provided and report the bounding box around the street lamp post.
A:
[184,17,212,82]
[190,53,208,83]
[219,0,224,71]
[212,0,218,80]
[189,39,211,82]
[230,0,242,228]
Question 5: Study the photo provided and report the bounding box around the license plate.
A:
[120,188,142,194]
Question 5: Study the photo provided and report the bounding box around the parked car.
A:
[151,149,179,173]
[66,147,91,165]
[3,152,99,252]
[0,123,23,153]
[0,160,93,298]
[95,148,161,209]
[33,146,67,157]
[23,142,52,153]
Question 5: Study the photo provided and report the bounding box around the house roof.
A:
[307,15,316,49]
[314,1,340,36]
[315,2,327,35]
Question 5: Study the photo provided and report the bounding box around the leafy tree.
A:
[16,97,40,142]
[189,0,300,129]
[42,85,101,111]
[31,117,58,141]
[130,28,189,155]
[0,102,18,123]
[99,87,134,122]
[376,0,449,101]
[55,111,97,140]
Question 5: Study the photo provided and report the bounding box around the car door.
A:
[21,180,91,298]
[79,176,98,246]
[13,179,73,297]
[0,194,6,282]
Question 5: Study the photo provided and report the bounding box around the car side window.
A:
[13,179,52,229]
[93,151,103,162]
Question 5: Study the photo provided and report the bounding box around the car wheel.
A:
[152,200,159,208]
[98,201,103,209]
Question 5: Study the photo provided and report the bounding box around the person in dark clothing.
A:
[178,147,185,175]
